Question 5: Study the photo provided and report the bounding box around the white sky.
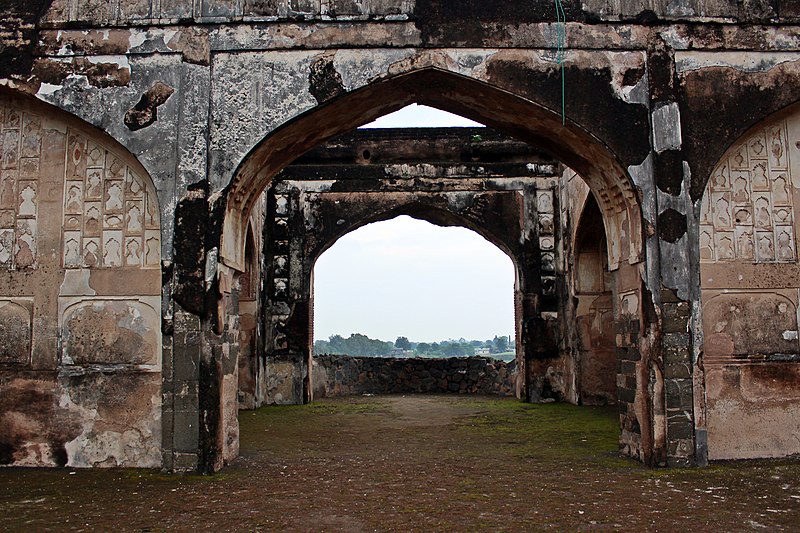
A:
[313,105,513,344]
[313,216,515,343]
[360,104,484,128]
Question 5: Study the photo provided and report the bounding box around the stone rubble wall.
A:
[312,355,516,398]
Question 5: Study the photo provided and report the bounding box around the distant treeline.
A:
[314,334,512,358]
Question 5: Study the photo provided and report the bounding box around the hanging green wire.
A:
[554,0,566,125]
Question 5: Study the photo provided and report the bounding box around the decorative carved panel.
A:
[62,132,160,269]
[61,299,159,366]
[701,119,795,263]
[0,105,40,270]
[537,186,557,296]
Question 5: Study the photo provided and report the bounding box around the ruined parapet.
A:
[312,355,517,397]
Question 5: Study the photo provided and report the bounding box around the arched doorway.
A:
[214,68,649,469]
[310,214,517,397]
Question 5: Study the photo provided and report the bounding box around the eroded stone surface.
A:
[58,370,162,467]
[0,300,32,365]
[62,300,159,366]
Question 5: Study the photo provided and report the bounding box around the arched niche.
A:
[238,223,264,410]
[571,193,616,405]
[0,88,163,468]
[699,101,800,460]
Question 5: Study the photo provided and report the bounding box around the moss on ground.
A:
[2,394,799,532]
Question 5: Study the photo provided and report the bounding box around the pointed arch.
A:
[310,199,522,276]
[221,68,642,273]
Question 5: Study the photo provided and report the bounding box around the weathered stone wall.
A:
[700,105,800,460]
[0,93,162,468]
[312,355,516,398]
[1,0,800,471]
[32,0,800,27]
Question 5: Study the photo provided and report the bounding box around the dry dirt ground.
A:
[1,394,799,532]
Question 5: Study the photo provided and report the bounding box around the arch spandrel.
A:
[222,65,645,273]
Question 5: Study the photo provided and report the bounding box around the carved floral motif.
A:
[0,105,40,270]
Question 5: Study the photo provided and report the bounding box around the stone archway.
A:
[215,66,652,466]
[221,67,644,273]
[271,190,535,406]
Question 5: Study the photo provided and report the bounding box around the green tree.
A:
[416,342,431,355]
[316,333,392,356]
[493,335,509,353]
[329,334,346,353]
[443,342,466,356]
[395,336,411,350]
[314,340,331,354]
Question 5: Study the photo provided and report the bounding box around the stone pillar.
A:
[164,182,209,472]
[522,180,561,401]
[262,186,309,405]
[163,305,201,472]
[647,36,705,466]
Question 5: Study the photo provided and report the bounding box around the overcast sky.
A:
[361,103,484,128]
[313,105,514,344]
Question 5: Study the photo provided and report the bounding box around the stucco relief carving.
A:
[62,133,160,269]
[701,119,795,263]
[537,186,557,295]
[0,104,40,270]
[0,299,32,365]
[61,299,159,366]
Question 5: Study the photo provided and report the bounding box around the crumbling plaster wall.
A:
[0,1,798,470]
[699,106,800,460]
[0,93,162,468]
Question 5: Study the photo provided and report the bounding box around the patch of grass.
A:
[237,397,390,454]
[453,398,637,468]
